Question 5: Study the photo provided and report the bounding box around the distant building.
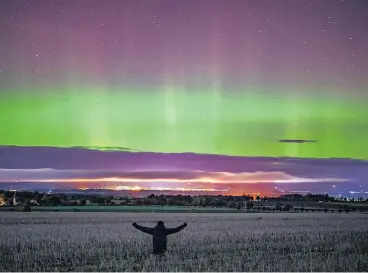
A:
[29,199,40,206]
[0,194,5,206]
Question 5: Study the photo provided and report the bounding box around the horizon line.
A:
[1,145,367,161]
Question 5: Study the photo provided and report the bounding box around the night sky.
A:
[0,0,367,196]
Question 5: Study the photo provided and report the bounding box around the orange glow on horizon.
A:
[80,185,227,192]
[3,176,315,184]
[6,176,263,183]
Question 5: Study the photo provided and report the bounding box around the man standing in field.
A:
[132,221,187,254]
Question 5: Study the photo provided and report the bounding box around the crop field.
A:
[0,205,245,213]
[1,212,368,272]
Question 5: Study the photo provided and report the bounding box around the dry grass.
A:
[1,212,368,271]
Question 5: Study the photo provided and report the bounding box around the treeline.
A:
[272,193,367,202]
[1,190,367,209]
[0,191,252,208]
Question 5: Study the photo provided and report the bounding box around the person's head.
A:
[157,221,164,226]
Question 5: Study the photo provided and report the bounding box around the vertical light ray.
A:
[210,74,222,126]
[208,13,224,154]
[86,86,111,147]
[164,79,177,140]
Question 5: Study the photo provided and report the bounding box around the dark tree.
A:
[167,198,176,207]
[227,201,236,208]
[209,199,217,207]
[46,195,62,206]
[284,204,293,211]
[91,196,105,205]
[21,202,32,211]
[246,202,254,209]
[324,194,329,202]
[235,201,243,210]
[215,199,227,207]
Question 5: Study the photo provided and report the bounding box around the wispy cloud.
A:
[279,139,317,143]
[0,169,351,184]
[71,146,143,152]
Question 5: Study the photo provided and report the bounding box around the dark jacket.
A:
[133,222,187,254]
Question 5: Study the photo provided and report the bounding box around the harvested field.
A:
[1,212,367,271]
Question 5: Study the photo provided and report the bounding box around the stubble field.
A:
[1,212,368,272]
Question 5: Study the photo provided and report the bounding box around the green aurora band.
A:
[1,84,367,159]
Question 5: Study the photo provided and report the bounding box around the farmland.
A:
[1,212,368,271]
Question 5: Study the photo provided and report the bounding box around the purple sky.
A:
[1,0,367,88]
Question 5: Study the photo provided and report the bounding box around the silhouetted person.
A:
[132,221,187,254]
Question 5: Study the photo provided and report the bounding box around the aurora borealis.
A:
[1,88,367,158]
[0,0,367,196]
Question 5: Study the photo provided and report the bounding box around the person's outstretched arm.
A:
[132,222,154,235]
[165,223,187,235]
